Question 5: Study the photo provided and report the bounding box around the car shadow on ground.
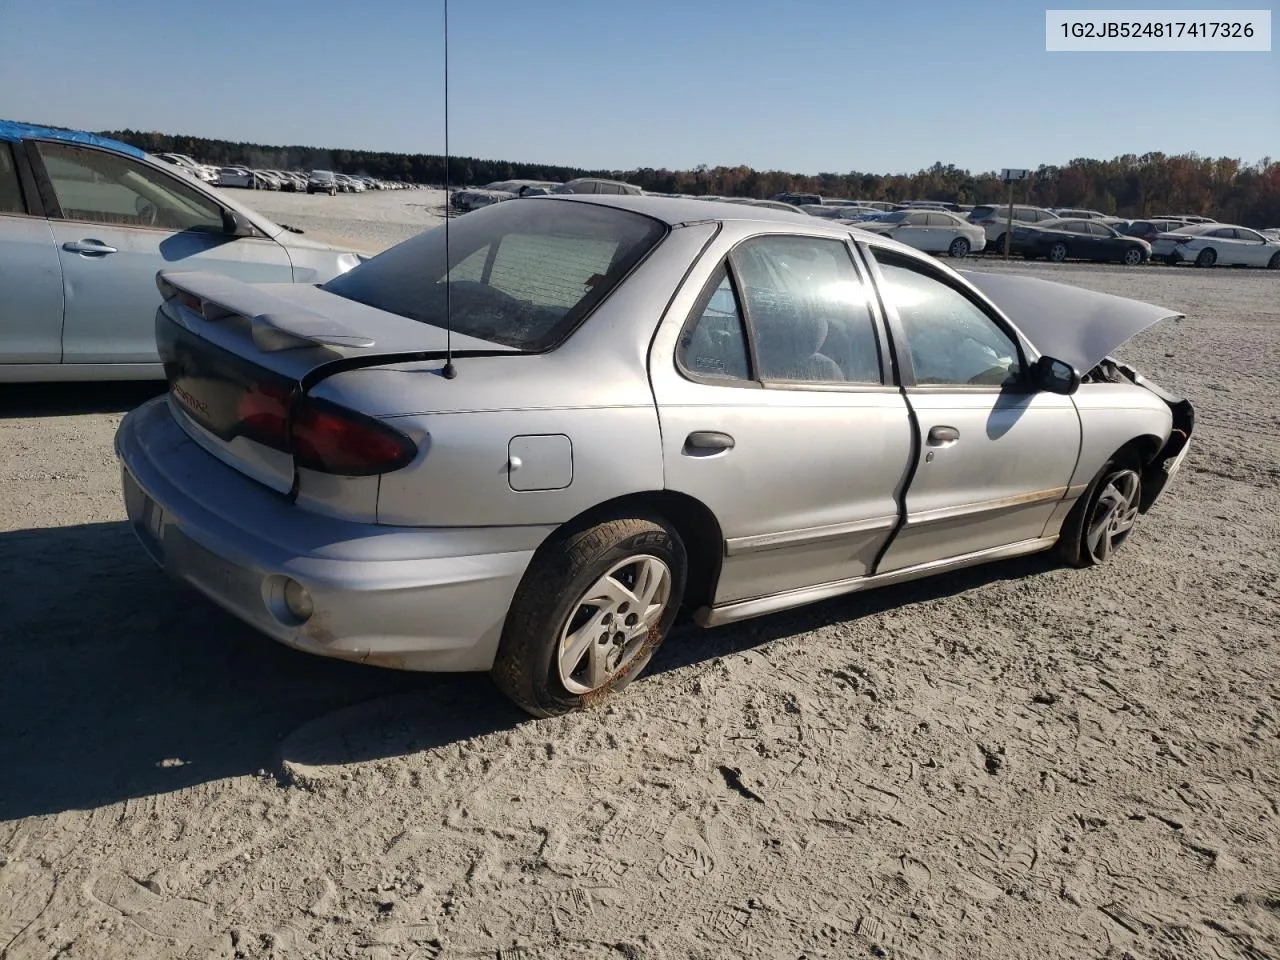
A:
[0,381,166,419]
[0,518,1055,820]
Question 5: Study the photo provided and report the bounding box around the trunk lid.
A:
[155,270,512,495]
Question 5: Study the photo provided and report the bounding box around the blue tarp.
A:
[0,119,146,159]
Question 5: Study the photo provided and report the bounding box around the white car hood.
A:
[959,270,1184,373]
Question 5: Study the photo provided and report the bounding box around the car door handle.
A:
[927,425,960,446]
[684,431,735,454]
[63,240,118,256]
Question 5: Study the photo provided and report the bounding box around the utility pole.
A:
[999,168,1029,261]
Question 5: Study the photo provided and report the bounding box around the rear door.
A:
[1059,220,1096,257]
[1201,227,1243,264]
[862,245,1081,573]
[0,141,64,365]
[29,140,293,365]
[650,232,914,605]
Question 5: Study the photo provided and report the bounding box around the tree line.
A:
[100,128,1280,226]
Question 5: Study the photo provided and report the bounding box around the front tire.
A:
[1268,252,1280,270]
[1121,247,1144,266]
[1057,456,1143,568]
[491,515,687,717]
[1195,247,1217,268]
[948,236,971,258]
[1048,242,1068,263]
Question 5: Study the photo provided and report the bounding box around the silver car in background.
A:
[1150,222,1280,268]
[115,196,1194,716]
[853,209,987,257]
[0,121,364,381]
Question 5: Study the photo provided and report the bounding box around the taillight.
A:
[178,291,204,313]
[236,386,416,475]
[237,381,292,448]
[291,398,418,476]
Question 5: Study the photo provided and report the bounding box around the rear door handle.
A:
[927,425,960,446]
[63,239,119,256]
[684,431,735,454]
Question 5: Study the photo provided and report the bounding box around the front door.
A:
[30,140,293,365]
[0,142,63,364]
[863,246,1082,573]
[649,232,914,605]
[1232,228,1276,266]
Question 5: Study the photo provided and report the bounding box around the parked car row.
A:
[215,166,417,193]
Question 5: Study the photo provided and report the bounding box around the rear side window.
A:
[323,199,666,351]
[678,267,750,381]
[0,143,25,214]
[731,235,882,385]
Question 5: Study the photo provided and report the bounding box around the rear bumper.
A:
[114,396,549,672]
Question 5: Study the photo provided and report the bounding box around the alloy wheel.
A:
[1085,469,1141,563]
[556,554,672,695]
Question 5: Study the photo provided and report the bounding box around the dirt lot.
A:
[1,192,1278,960]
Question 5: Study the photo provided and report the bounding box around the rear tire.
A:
[948,236,971,258]
[1057,454,1143,569]
[991,233,1007,254]
[1195,247,1216,267]
[491,515,687,718]
[1048,242,1068,263]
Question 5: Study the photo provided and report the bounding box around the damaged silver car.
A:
[114,196,1194,717]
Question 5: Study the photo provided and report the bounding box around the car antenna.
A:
[440,0,457,379]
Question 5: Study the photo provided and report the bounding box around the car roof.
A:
[538,193,819,226]
[0,118,146,159]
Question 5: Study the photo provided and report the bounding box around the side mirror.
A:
[1032,355,1080,395]
[221,209,253,237]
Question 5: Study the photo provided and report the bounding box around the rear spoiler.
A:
[157,270,377,352]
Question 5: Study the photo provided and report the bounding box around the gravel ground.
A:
[243,187,449,255]
[1,192,1278,960]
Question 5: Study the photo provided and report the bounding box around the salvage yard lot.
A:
[1,192,1277,959]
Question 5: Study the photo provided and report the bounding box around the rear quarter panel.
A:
[316,223,721,529]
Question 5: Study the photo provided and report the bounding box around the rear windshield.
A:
[322,199,667,351]
[969,205,998,219]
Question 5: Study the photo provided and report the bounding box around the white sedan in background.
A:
[1151,223,1280,268]
[851,209,987,258]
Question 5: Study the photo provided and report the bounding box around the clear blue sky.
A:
[1,0,1276,174]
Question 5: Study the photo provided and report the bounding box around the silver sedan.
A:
[114,195,1195,716]
[0,121,364,382]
